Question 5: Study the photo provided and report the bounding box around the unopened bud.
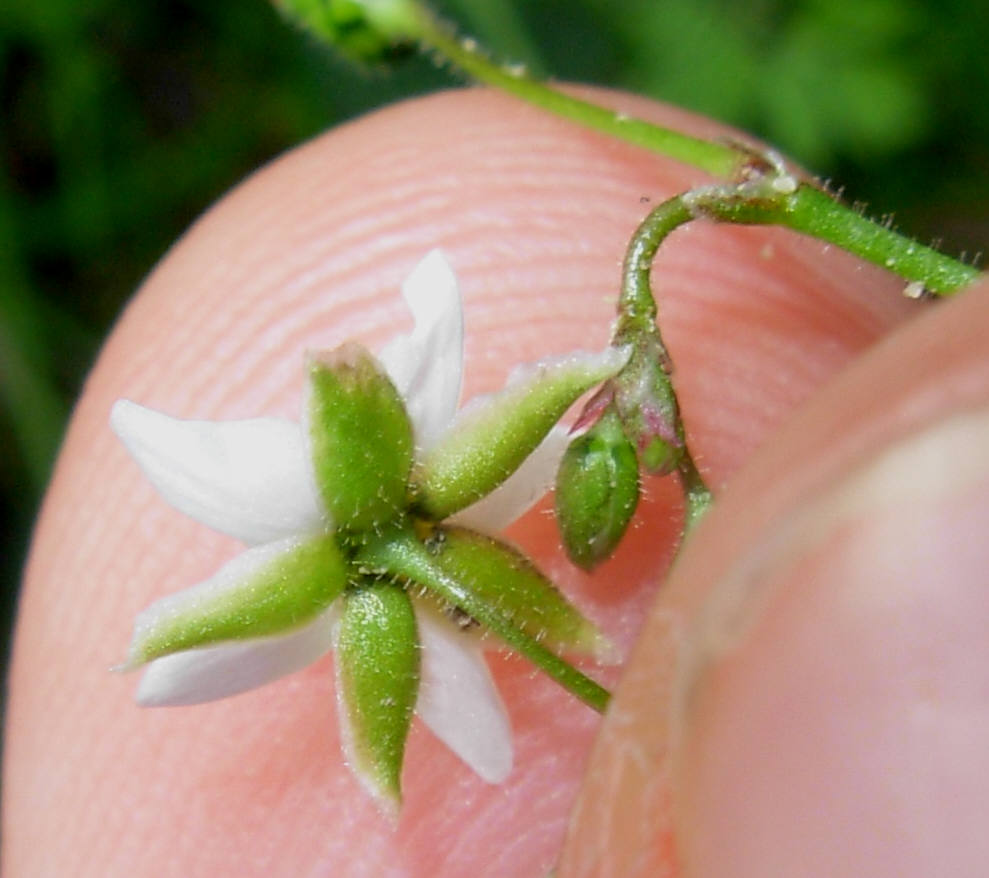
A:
[612,340,683,475]
[555,408,639,570]
[275,0,422,65]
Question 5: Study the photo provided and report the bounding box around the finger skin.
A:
[3,87,916,877]
[560,279,989,877]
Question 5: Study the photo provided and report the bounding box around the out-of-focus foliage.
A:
[603,0,933,166]
[1,0,986,658]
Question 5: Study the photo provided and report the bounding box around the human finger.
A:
[4,86,919,877]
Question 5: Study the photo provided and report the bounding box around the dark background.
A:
[2,0,986,689]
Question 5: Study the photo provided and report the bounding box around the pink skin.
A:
[3,86,956,876]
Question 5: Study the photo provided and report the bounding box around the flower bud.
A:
[274,0,422,65]
[555,408,639,570]
[612,339,684,475]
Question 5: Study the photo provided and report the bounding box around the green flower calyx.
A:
[111,251,622,810]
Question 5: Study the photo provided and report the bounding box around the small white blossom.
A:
[112,250,623,802]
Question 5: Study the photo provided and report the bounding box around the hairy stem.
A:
[280,0,978,298]
[412,10,743,178]
[411,5,978,298]
[685,183,980,296]
[620,197,693,328]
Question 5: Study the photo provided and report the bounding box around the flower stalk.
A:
[112,251,620,809]
[614,196,715,527]
[683,181,980,296]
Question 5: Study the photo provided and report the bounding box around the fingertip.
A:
[8,83,954,877]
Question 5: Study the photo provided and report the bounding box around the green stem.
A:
[613,196,714,519]
[686,183,980,296]
[620,197,693,329]
[411,6,978,298]
[357,529,612,713]
[283,0,978,297]
[411,9,742,178]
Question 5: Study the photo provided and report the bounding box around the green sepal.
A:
[425,526,610,658]
[336,581,420,811]
[274,0,422,65]
[130,534,348,665]
[555,407,640,570]
[414,349,628,521]
[307,343,413,531]
[355,526,612,712]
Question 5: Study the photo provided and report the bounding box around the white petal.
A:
[111,399,327,544]
[451,425,570,533]
[134,608,337,706]
[413,604,513,783]
[378,250,464,450]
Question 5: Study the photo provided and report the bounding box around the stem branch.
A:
[609,173,982,531]
[412,10,743,178]
[687,183,980,296]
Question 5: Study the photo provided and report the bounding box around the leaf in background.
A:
[0,188,67,494]
[442,0,548,76]
[608,0,762,126]
[760,0,929,166]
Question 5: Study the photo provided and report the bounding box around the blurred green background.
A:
[1,0,986,674]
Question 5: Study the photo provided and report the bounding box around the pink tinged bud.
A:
[612,343,684,475]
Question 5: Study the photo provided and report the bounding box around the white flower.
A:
[112,250,624,804]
